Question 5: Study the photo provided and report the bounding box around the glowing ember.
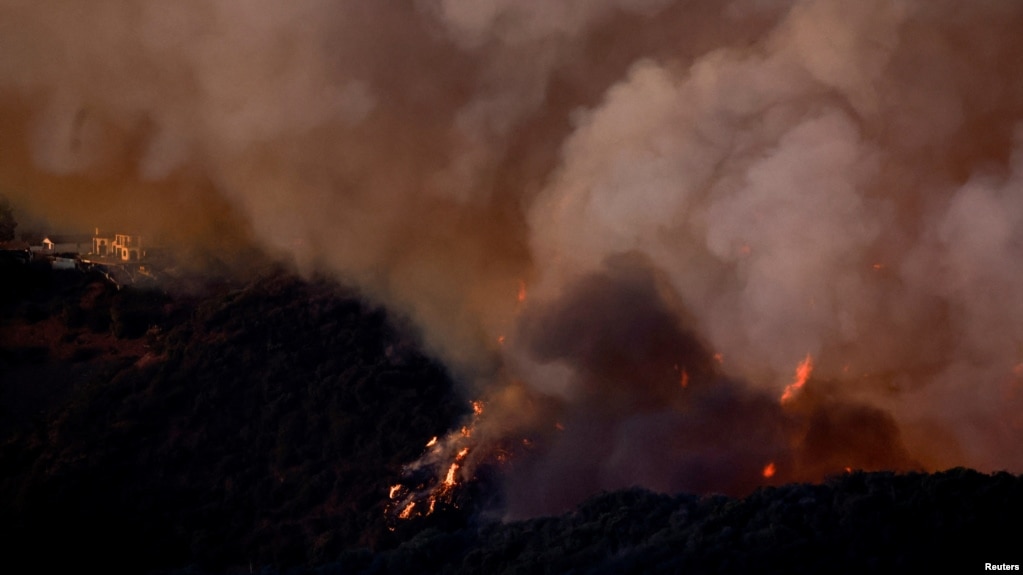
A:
[780,354,814,405]
[389,484,402,499]
[762,462,776,478]
[472,400,484,416]
[517,280,527,303]
[680,369,690,389]
[497,335,506,345]
[713,352,724,364]
[425,436,438,448]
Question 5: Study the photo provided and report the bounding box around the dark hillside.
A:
[0,269,467,573]
[336,468,1023,574]
[2,265,1022,574]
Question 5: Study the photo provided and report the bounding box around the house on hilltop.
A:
[92,229,144,262]
[28,229,148,262]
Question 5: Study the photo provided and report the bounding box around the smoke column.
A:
[4,0,1023,515]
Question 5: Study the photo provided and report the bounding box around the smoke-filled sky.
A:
[5,0,1023,516]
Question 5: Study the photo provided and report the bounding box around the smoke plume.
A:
[4,0,1023,515]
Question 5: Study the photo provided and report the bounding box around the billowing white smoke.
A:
[4,0,1023,514]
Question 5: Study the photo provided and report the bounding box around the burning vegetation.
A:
[0,266,1020,572]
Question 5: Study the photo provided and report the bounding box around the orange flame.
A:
[444,462,459,487]
[391,398,489,523]
[762,462,776,478]
[780,354,813,405]
[398,501,415,519]
[443,447,471,487]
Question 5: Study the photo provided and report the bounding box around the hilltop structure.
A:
[92,230,144,262]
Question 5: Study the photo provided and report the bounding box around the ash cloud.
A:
[4,0,1023,515]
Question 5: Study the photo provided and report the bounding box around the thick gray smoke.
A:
[4,0,1023,515]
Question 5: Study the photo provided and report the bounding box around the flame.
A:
[780,354,813,405]
[388,398,510,524]
[444,462,459,487]
[762,462,776,478]
[444,447,471,488]
[398,501,415,519]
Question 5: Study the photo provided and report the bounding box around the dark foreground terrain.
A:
[1,262,1020,574]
